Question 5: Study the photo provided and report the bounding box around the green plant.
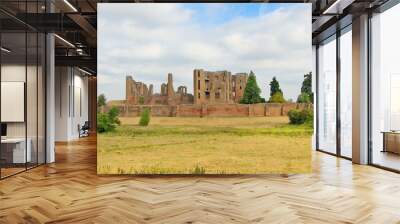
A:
[97,113,115,133]
[97,94,107,111]
[297,92,311,103]
[297,72,313,103]
[269,76,283,97]
[268,91,286,103]
[139,108,151,126]
[108,107,121,125]
[288,109,313,125]
[239,71,263,104]
[97,106,121,133]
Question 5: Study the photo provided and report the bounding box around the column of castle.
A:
[167,73,175,105]
[167,73,175,97]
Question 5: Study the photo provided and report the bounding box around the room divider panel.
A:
[0,0,47,179]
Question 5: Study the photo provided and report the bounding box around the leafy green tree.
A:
[301,72,312,95]
[268,91,286,103]
[239,71,263,104]
[297,72,313,103]
[139,108,151,126]
[297,92,311,103]
[269,77,282,97]
[97,94,107,111]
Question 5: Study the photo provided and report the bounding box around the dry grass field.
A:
[97,116,312,174]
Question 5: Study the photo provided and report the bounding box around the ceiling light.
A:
[322,0,354,15]
[78,67,92,76]
[54,34,75,48]
[1,47,11,53]
[63,0,78,12]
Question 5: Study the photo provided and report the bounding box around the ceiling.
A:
[0,0,393,75]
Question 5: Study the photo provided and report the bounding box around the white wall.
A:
[55,67,89,141]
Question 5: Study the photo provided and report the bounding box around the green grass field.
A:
[97,116,312,174]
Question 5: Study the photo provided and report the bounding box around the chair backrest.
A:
[82,121,90,129]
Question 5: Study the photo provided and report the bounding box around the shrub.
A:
[97,106,120,133]
[139,108,151,126]
[268,91,286,103]
[288,108,313,125]
[108,107,121,125]
[97,113,115,133]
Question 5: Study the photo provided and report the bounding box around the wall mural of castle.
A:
[97,3,312,174]
[125,69,249,106]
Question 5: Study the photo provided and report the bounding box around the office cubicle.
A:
[0,1,46,179]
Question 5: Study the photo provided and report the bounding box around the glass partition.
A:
[339,27,352,158]
[0,2,46,179]
[317,35,337,154]
[1,31,28,177]
[370,4,400,171]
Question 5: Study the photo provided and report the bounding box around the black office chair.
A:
[79,121,90,138]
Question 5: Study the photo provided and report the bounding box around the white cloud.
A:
[98,3,312,101]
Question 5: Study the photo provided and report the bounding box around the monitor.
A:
[1,123,7,137]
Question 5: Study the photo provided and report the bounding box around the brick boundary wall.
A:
[104,103,313,117]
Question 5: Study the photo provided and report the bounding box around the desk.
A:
[382,131,400,154]
[1,138,31,163]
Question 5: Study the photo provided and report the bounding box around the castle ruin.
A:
[126,73,193,105]
[193,69,248,104]
[125,69,248,105]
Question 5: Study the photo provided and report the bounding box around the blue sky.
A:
[185,3,281,26]
[98,3,311,101]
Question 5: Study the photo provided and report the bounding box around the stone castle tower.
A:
[193,69,248,104]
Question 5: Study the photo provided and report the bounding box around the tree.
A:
[268,91,286,103]
[297,72,313,103]
[97,94,107,110]
[301,72,312,95]
[239,71,264,104]
[268,77,285,103]
[269,77,282,97]
[297,92,311,103]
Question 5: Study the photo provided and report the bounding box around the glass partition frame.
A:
[0,0,47,179]
[315,24,353,160]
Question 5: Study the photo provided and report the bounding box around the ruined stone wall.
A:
[105,103,312,118]
[231,73,248,103]
[126,74,192,105]
[206,104,249,117]
[193,69,248,105]
[126,76,151,104]
[176,104,203,117]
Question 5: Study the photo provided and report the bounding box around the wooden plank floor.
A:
[1,136,400,224]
